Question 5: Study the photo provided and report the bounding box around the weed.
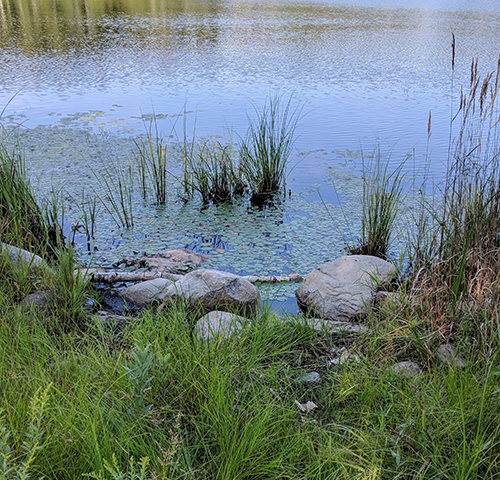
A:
[86,454,151,480]
[0,384,51,480]
[123,341,155,414]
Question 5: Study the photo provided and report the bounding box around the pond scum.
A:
[1,58,500,477]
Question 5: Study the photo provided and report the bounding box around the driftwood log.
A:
[78,268,303,284]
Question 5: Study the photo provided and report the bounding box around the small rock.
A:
[388,361,421,378]
[19,290,53,310]
[120,278,173,306]
[296,371,321,387]
[195,310,250,343]
[303,318,370,336]
[436,343,466,368]
[294,400,317,413]
[96,311,129,323]
[329,347,360,366]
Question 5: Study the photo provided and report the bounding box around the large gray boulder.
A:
[296,255,396,321]
[120,278,173,306]
[195,310,250,343]
[160,269,260,316]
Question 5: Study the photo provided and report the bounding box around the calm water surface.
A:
[1,0,499,309]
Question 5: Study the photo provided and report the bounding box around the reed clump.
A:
[240,94,301,202]
[135,120,171,205]
[189,139,245,205]
[180,95,301,206]
[407,53,500,342]
[349,151,405,259]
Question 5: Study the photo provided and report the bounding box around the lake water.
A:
[1,0,499,310]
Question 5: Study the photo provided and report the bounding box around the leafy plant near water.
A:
[240,94,301,200]
[123,341,155,414]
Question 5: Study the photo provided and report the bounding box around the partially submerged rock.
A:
[114,248,208,273]
[296,255,396,321]
[195,310,250,343]
[160,269,260,317]
[120,278,173,306]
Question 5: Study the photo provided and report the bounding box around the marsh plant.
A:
[135,120,171,205]
[412,53,500,322]
[93,160,134,228]
[190,139,245,205]
[240,94,302,201]
[79,190,99,248]
[0,143,56,255]
[350,151,405,259]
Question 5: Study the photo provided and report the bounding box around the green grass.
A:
[0,251,499,479]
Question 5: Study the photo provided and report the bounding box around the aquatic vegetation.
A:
[0,141,59,256]
[240,94,302,201]
[93,159,135,228]
[134,120,171,205]
[410,53,500,322]
[350,150,405,259]
[190,139,245,205]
